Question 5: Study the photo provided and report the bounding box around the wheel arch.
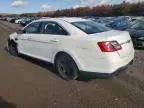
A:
[8,38,17,47]
[52,51,82,70]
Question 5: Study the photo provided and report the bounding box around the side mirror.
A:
[17,27,24,34]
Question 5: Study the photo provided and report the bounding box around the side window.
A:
[23,22,41,34]
[40,22,68,35]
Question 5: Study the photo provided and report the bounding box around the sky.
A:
[0,0,143,14]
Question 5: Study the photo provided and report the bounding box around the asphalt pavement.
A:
[0,21,144,108]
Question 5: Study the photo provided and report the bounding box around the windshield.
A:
[71,21,110,34]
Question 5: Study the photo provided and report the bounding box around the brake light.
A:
[98,41,122,52]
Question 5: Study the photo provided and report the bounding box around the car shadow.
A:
[21,55,95,81]
[20,54,60,76]
[134,47,144,50]
[4,46,113,82]
[4,46,60,77]
[20,54,95,82]
[0,96,17,108]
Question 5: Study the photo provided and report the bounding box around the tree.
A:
[34,2,144,17]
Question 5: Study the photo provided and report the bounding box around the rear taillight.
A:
[98,41,122,52]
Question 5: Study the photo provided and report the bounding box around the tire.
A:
[8,43,19,56]
[55,53,79,80]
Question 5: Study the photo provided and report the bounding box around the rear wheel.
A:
[55,53,79,80]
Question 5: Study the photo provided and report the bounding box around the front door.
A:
[18,21,42,57]
[30,21,69,62]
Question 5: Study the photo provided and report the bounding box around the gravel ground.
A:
[0,21,144,108]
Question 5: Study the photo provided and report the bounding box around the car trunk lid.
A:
[90,30,134,58]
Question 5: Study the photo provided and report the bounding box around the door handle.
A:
[28,37,32,40]
[50,39,59,42]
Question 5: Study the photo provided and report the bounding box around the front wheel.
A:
[8,43,19,56]
[55,53,79,80]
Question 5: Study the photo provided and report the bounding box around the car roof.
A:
[36,17,89,23]
[59,17,88,23]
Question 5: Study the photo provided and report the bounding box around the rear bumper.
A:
[79,60,133,79]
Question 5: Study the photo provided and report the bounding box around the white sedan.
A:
[15,18,23,24]
[7,18,135,80]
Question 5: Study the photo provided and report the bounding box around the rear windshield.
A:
[71,21,110,34]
